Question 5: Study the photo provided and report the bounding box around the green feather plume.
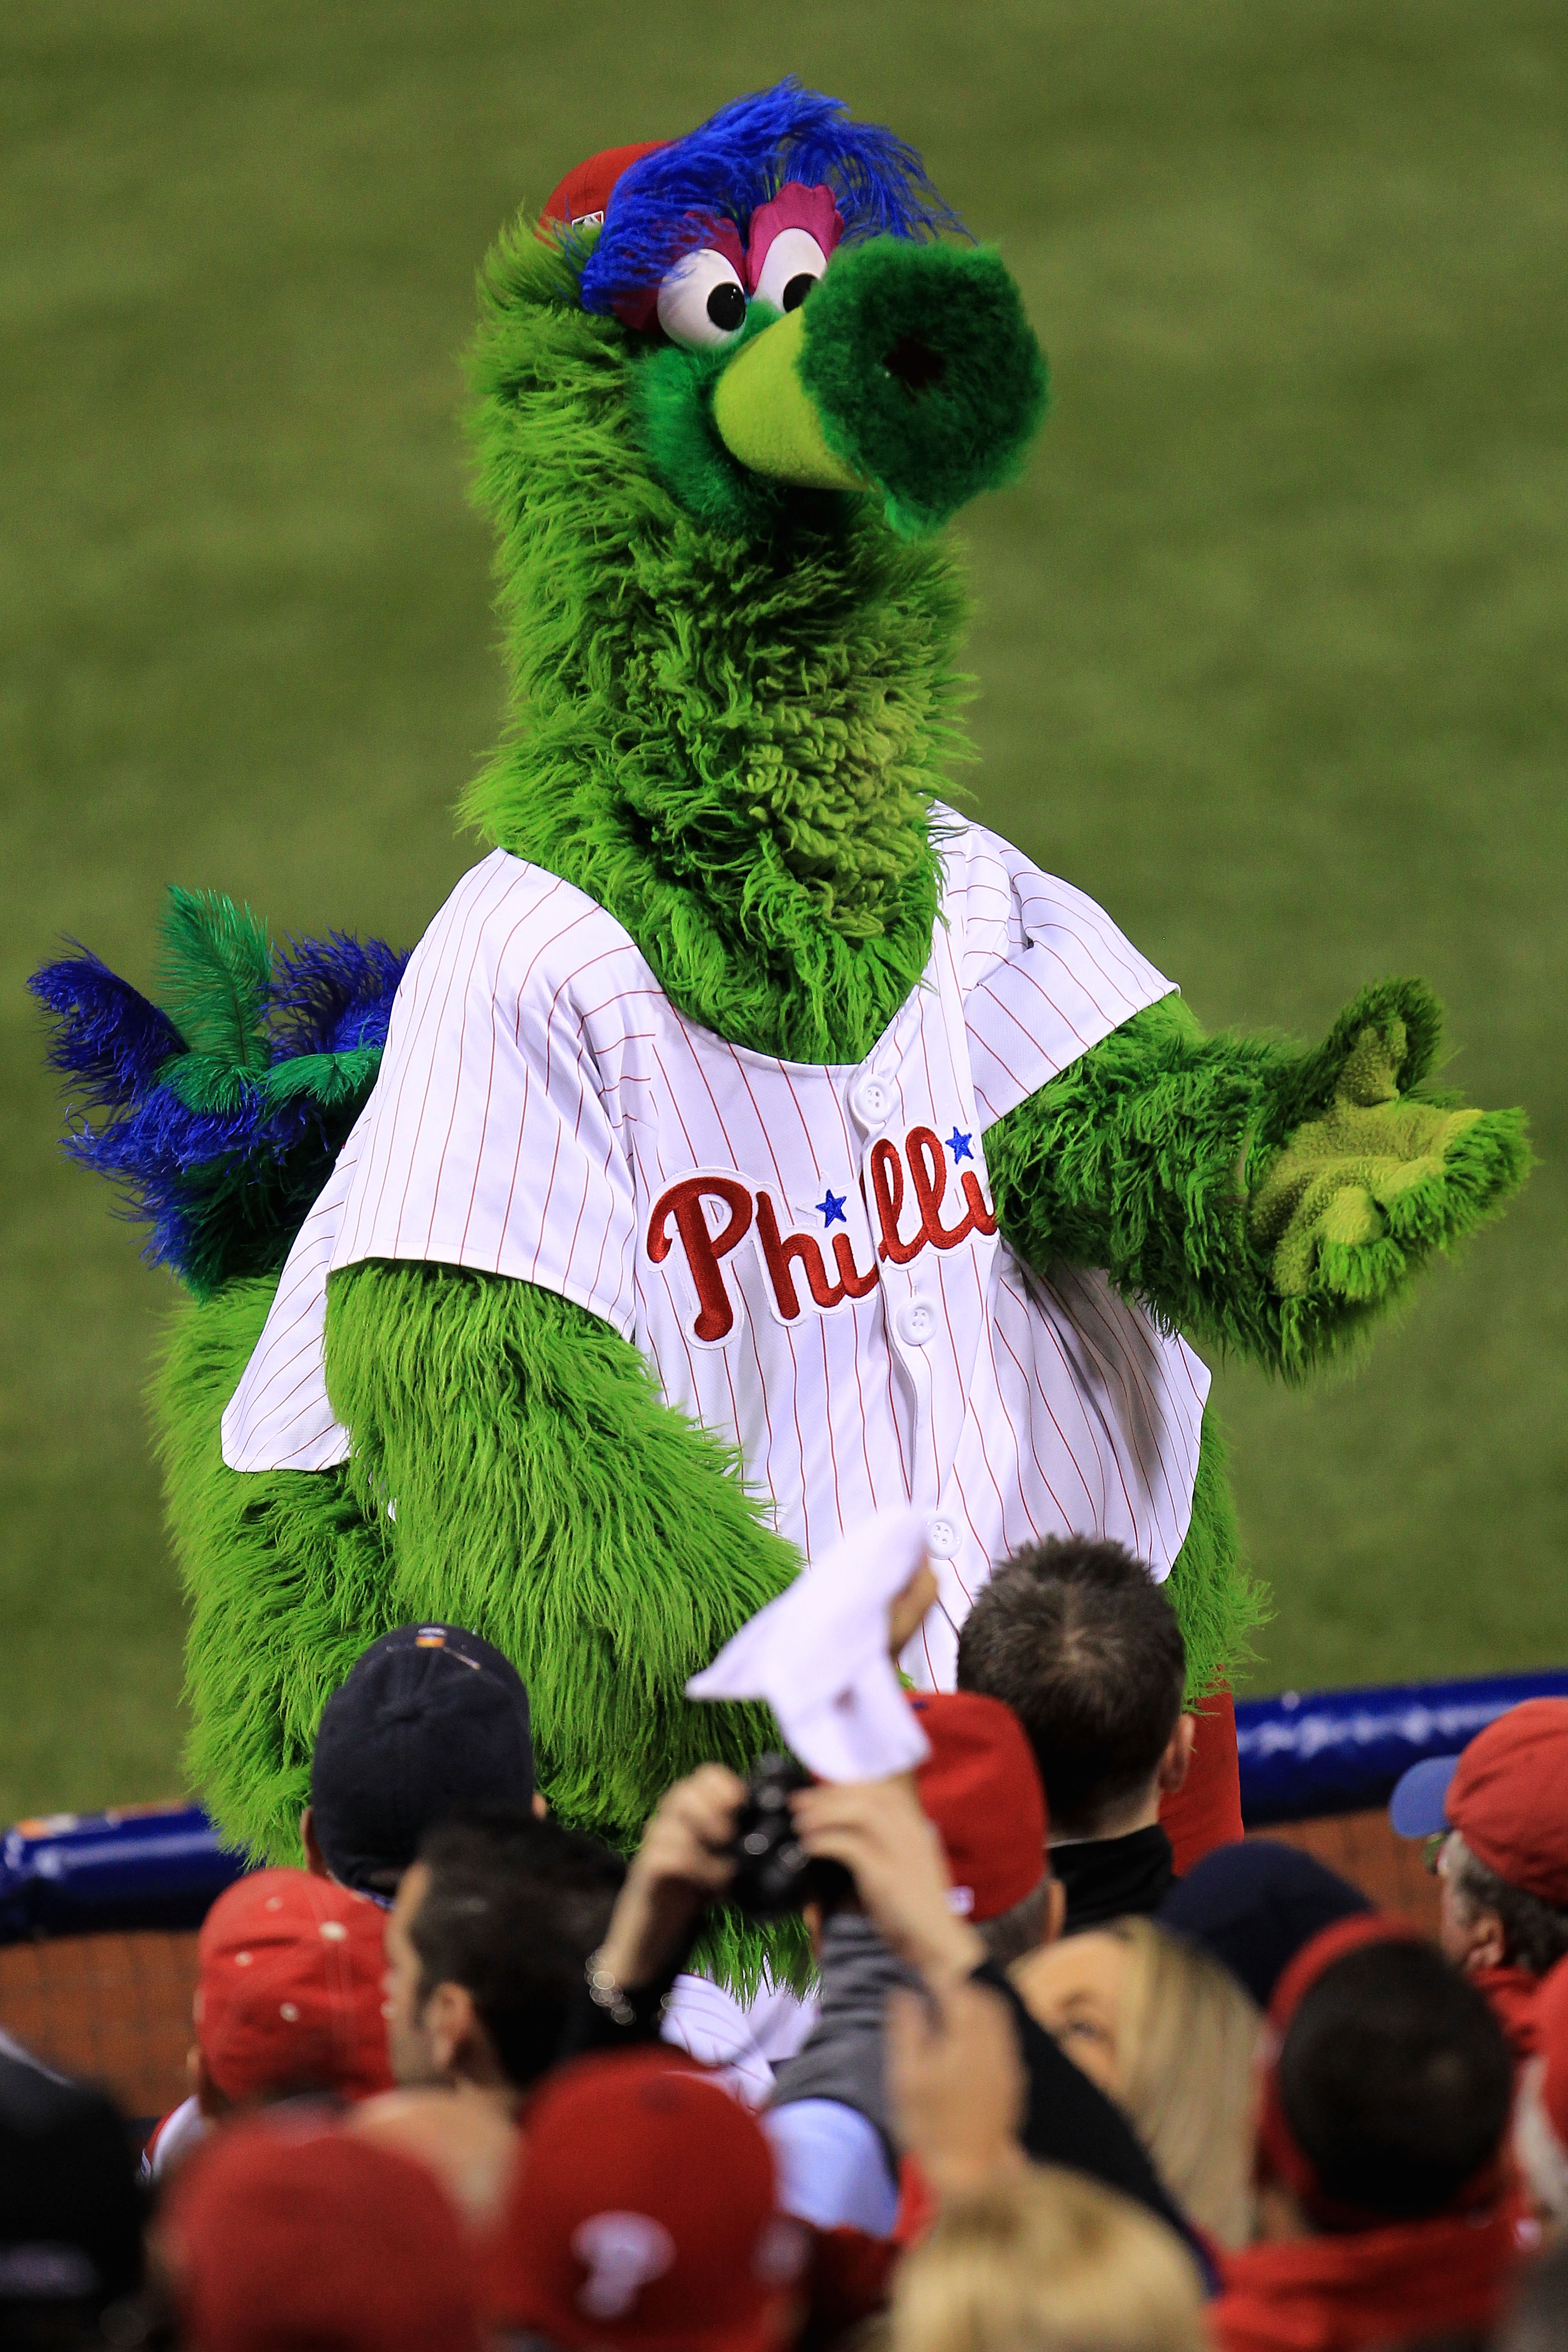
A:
[158,887,274,1071]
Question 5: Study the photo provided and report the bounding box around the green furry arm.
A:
[323,1259,809,1986]
[986,980,1529,1377]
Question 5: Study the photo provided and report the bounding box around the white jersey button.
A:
[896,1298,937,1347]
[925,1513,961,1560]
[848,1075,893,1131]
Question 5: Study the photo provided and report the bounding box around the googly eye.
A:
[656,248,748,349]
[751,227,830,316]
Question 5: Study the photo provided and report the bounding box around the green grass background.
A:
[3,1,1564,1824]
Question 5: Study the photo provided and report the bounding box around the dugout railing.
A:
[4,1666,1567,2127]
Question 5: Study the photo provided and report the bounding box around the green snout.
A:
[714,238,1049,538]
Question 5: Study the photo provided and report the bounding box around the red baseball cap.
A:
[541,141,668,232]
[163,2112,481,2352]
[489,2050,806,2350]
[909,1691,1049,1922]
[196,1868,394,2107]
[1390,1700,1568,1905]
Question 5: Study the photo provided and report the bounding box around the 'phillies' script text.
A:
[647,1124,998,1345]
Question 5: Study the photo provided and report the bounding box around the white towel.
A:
[686,1507,933,1781]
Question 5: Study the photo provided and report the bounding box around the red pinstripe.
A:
[449,906,542,1258]
[1055,1265,1184,1533]
[384,863,521,1250]
[996,1269,1107,1524]
[992,1311,1072,1527]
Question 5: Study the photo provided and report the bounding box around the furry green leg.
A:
[153,1277,402,1862]
[324,1259,814,1994]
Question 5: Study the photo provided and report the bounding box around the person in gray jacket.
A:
[765,1690,1058,2233]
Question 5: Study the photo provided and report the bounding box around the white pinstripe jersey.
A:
[223,811,1210,1688]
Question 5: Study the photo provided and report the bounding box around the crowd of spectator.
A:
[3,1543,1568,2352]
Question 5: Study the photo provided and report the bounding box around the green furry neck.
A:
[462,220,973,1065]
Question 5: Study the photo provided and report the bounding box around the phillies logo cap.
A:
[489,2048,804,2348]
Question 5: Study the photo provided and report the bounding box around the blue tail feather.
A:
[31,951,185,1112]
[270,932,410,1058]
[31,909,409,1300]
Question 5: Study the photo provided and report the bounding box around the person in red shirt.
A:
[1515,1949,1568,2231]
[1213,1916,1526,2352]
[1390,1698,1568,2064]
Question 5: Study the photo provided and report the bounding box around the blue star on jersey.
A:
[946,1129,973,1163]
[815,1188,848,1228]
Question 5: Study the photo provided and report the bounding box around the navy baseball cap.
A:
[310,1625,534,1896]
[1158,1838,1372,2009]
[0,2055,143,2316]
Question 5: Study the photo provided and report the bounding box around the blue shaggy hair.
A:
[579,78,967,316]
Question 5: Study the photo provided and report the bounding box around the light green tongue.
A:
[710,307,866,490]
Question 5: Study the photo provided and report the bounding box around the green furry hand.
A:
[1249,1009,1527,1301]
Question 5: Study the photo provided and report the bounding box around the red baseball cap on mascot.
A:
[195,1868,393,2106]
[489,2048,806,2349]
[909,1690,1049,1921]
[540,141,667,234]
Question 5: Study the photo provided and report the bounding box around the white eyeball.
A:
[751,227,831,316]
[656,248,748,348]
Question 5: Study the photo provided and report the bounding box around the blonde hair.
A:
[891,2162,1206,2352]
[1098,1914,1262,2248]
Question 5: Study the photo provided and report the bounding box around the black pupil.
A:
[706,281,747,331]
[782,273,816,312]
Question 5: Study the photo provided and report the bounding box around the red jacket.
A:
[1212,2201,1532,2352]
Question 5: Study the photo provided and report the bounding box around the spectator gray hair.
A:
[1449,1834,1568,1978]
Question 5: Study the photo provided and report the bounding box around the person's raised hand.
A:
[887,1557,939,1660]
[789,1772,984,1988]
[887,1976,1026,2198]
[592,1764,747,1992]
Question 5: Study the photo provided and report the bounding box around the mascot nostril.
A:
[33,76,1530,2003]
[883,332,945,392]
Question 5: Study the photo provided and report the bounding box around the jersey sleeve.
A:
[941,815,1178,1129]
[330,857,638,1340]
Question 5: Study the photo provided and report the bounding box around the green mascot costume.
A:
[36,83,1528,1990]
